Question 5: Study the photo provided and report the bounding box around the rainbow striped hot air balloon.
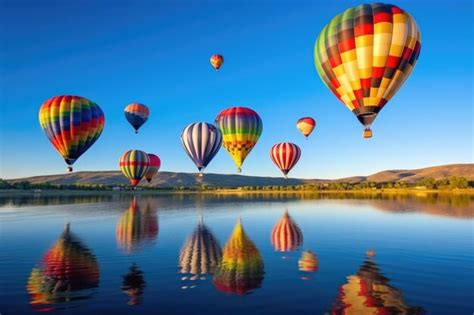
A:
[116,197,158,254]
[181,122,222,175]
[296,117,316,139]
[145,153,161,183]
[179,218,222,282]
[314,3,421,138]
[215,107,263,173]
[39,95,105,172]
[27,224,100,312]
[119,150,150,186]
[124,103,149,133]
[271,210,303,252]
[213,219,264,295]
[210,54,224,71]
[270,143,301,178]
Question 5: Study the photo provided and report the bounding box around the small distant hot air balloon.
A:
[119,150,150,186]
[270,143,301,178]
[210,54,224,71]
[296,117,316,139]
[215,107,263,173]
[271,210,303,252]
[27,224,100,311]
[145,153,161,183]
[121,263,146,306]
[39,95,105,172]
[298,251,319,272]
[116,197,158,254]
[181,122,222,175]
[213,219,264,295]
[124,103,149,133]
[179,217,222,281]
[314,3,421,138]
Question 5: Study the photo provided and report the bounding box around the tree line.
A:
[0,176,472,191]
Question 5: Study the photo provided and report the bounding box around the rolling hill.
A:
[5,164,473,188]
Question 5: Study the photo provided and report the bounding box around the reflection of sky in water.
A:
[0,195,472,314]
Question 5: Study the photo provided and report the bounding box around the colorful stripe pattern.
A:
[27,224,100,311]
[145,153,161,183]
[38,95,105,170]
[124,103,149,133]
[210,54,224,70]
[296,117,316,138]
[215,107,263,172]
[119,150,150,186]
[271,210,303,252]
[181,122,222,172]
[116,198,158,254]
[213,220,264,295]
[179,218,222,276]
[270,142,301,178]
[314,4,421,132]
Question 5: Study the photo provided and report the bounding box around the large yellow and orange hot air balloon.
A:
[330,255,424,314]
[314,3,421,138]
[271,210,303,252]
[116,197,158,254]
[213,219,264,294]
[26,224,100,312]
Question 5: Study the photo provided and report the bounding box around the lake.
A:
[1,192,473,314]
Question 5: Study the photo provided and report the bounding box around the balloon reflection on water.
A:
[121,263,146,306]
[26,224,100,312]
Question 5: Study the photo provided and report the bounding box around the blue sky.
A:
[0,0,472,179]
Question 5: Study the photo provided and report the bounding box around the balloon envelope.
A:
[215,107,263,172]
[181,122,222,173]
[119,150,150,186]
[296,117,316,138]
[145,154,161,183]
[210,54,224,70]
[124,103,149,133]
[271,210,303,252]
[270,143,301,178]
[38,95,105,172]
[314,3,421,138]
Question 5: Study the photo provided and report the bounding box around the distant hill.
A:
[6,164,473,188]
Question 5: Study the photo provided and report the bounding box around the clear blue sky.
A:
[0,0,472,179]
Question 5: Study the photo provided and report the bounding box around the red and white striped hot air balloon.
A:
[296,117,316,139]
[271,210,303,252]
[270,142,301,178]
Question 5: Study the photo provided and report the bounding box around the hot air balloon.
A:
[39,95,105,172]
[314,3,421,138]
[121,264,146,306]
[298,250,319,272]
[213,219,264,295]
[116,197,158,254]
[27,224,100,311]
[124,103,149,133]
[210,54,224,71]
[119,150,150,186]
[215,107,263,173]
[145,153,161,183]
[296,117,316,139]
[179,217,222,284]
[330,255,424,314]
[270,143,301,178]
[181,122,222,175]
[271,210,303,252]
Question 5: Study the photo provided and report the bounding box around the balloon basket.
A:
[363,128,373,139]
[67,166,73,173]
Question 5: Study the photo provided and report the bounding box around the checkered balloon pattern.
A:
[314,3,421,129]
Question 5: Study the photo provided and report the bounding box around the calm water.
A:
[0,193,473,314]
